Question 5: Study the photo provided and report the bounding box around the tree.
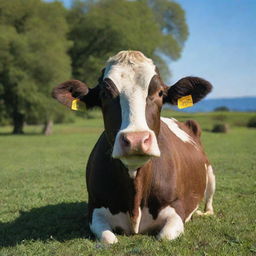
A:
[0,0,71,134]
[214,106,230,112]
[68,0,188,85]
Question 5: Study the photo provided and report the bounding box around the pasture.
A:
[0,110,256,256]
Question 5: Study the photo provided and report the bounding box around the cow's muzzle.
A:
[112,130,160,168]
[120,131,152,155]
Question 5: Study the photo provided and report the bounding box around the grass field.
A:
[1,110,256,256]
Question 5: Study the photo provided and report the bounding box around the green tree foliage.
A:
[68,0,188,85]
[0,0,71,133]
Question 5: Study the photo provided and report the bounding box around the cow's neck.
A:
[127,161,153,233]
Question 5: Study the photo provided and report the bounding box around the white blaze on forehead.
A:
[104,51,156,131]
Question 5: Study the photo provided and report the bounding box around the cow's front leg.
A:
[90,208,118,244]
[157,206,184,240]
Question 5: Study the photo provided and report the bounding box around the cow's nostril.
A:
[143,133,151,145]
[121,134,131,147]
[142,133,152,151]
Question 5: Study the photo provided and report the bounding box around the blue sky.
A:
[46,0,256,99]
[170,0,256,99]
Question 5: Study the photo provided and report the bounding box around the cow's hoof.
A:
[101,231,118,244]
[196,210,214,216]
[157,229,183,241]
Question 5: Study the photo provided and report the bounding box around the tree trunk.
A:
[42,120,53,135]
[12,112,24,134]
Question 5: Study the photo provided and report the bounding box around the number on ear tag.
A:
[177,95,193,109]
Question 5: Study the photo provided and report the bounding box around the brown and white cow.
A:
[52,51,215,244]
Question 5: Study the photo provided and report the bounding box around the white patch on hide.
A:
[185,205,199,223]
[90,205,184,242]
[161,117,197,148]
[139,206,184,239]
[196,164,215,216]
[132,207,142,234]
[204,165,215,214]
[90,207,130,244]
[128,169,137,179]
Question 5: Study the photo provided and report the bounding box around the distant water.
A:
[165,97,256,112]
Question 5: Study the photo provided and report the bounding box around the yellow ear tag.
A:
[71,99,87,112]
[177,95,193,109]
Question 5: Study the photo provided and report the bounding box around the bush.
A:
[214,106,230,112]
[247,116,256,128]
[212,123,229,133]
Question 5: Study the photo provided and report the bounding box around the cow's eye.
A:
[101,88,111,99]
[159,90,163,97]
[100,82,114,99]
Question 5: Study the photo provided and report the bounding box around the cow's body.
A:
[86,118,213,242]
[52,50,215,244]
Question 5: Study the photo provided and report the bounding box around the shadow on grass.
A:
[0,132,43,136]
[0,202,91,247]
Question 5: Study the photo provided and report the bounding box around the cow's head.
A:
[52,51,212,170]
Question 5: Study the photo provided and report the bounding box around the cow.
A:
[52,50,215,244]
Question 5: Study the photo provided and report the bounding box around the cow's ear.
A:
[52,80,101,109]
[163,77,212,105]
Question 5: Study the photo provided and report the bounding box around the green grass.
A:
[1,110,256,256]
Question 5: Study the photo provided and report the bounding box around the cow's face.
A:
[99,51,165,169]
[52,51,212,170]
